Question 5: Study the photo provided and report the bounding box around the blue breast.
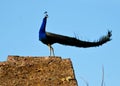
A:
[39,32,46,41]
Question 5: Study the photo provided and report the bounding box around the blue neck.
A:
[39,17,47,40]
[39,17,47,33]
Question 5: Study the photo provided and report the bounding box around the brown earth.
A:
[0,55,78,86]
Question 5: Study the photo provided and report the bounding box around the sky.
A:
[0,0,120,86]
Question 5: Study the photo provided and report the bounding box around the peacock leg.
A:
[48,44,51,56]
[50,46,55,56]
[48,44,55,56]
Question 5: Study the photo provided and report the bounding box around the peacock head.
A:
[44,11,48,18]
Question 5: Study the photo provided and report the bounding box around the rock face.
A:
[0,55,78,86]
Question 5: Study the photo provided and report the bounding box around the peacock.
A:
[39,12,112,56]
